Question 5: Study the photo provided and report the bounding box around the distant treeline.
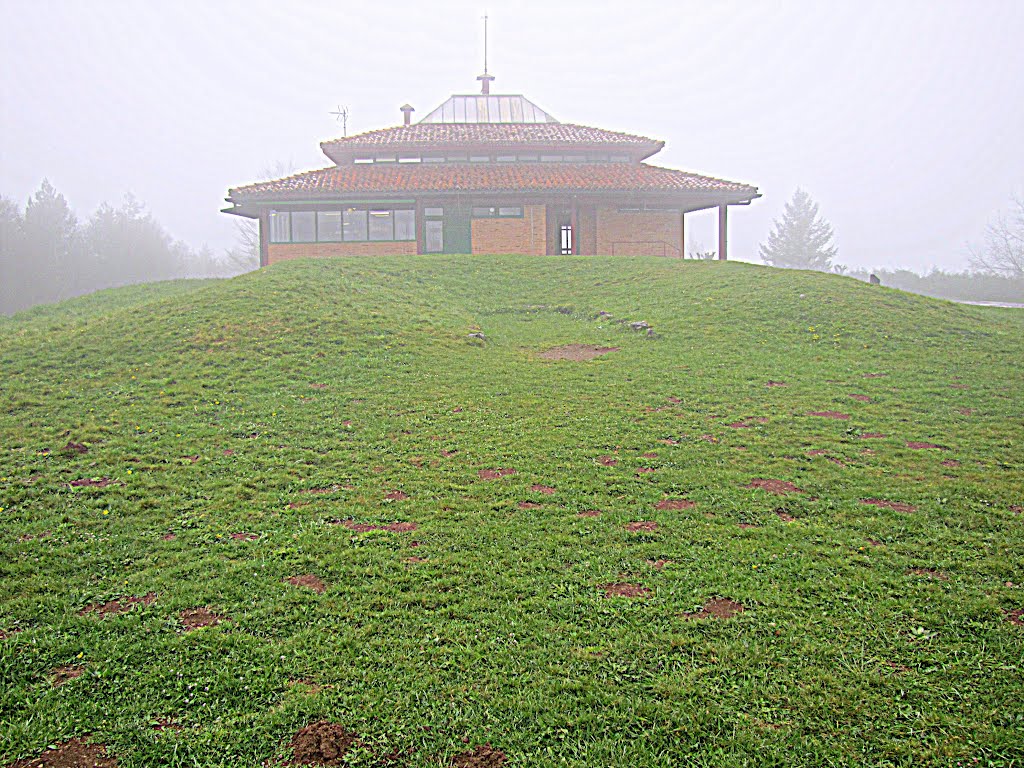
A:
[0,180,255,315]
[844,268,1024,303]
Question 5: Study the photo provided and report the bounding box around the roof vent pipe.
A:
[400,104,415,126]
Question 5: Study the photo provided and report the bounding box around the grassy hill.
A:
[1,256,1022,767]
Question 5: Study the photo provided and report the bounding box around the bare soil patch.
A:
[941,459,961,468]
[179,607,225,631]
[150,718,183,731]
[909,568,948,581]
[775,509,796,522]
[647,559,672,570]
[7,738,117,768]
[849,394,872,402]
[286,575,326,594]
[861,498,917,513]
[441,450,458,458]
[530,484,556,494]
[700,434,718,443]
[80,592,156,617]
[69,477,113,488]
[577,510,601,517]
[636,467,657,474]
[478,468,516,480]
[160,532,176,541]
[765,381,787,387]
[683,598,745,620]
[384,490,409,501]
[62,441,88,454]
[866,539,883,547]
[728,421,753,429]
[625,521,658,532]
[518,501,542,509]
[949,383,969,390]
[404,556,428,564]
[863,373,888,378]
[1011,505,1023,514]
[301,485,343,495]
[597,456,618,467]
[180,455,199,463]
[599,582,650,598]
[808,411,850,420]
[658,438,679,445]
[859,432,886,439]
[745,478,802,495]
[309,383,328,390]
[537,344,619,361]
[50,665,84,687]
[222,449,235,456]
[230,532,258,541]
[18,531,51,542]
[655,499,695,510]
[452,745,507,768]
[1006,609,1024,626]
[958,408,976,415]
[907,441,944,450]
[290,721,357,766]
[738,522,759,529]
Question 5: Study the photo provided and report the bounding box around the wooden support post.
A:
[258,212,270,267]
[679,211,686,259]
[717,204,728,261]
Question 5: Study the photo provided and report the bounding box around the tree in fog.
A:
[226,160,296,269]
[0,195,24,312]
[21,179,83,303]
[759,188,837,271]
[970,194,1024,278]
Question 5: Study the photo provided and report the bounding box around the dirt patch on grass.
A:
[518,501,542,509]
[958,408,976,416]
[290,721,357,766]
[1011,505,1023,514]
[441,450,458,458]
[530,485,556,494]
[849,394,872,402]
[301,485,343,495]
[625,521,659,532]
[62,441,89,454]
[309,383,329,390]
[941,459,961,468]
[577,510,601,517]
[538,345,618,361]
[384,490,409,501]
[404,556,428,564]
[808,411,851,420]
[452,745,507,767]
[0,628,20,641]
[50,665,84,687]
[286,575,326,594]
[160,532,176,541]
[230,532,258,541]
[597,456,618,467]
[738,522,759,529]
[599,582,651,598]
[909,568,948,581]
[728,421,753,429]
[69,477,113,488]
[683,598,745,620]
[863,373,887,378]
[180,455,200,464]
[636,467,657,474]
[775,509,796,522]
[866,539,883,547]
[859,433,886,439]
[647,559,672,570]
[700,434,718,443]
[655,499,695,510]
[766,381,787,387]
[745,478,802,495]
[1004,609,1024,626]
[907,441,944,450]
[179,607,225,631]
[150,718,183,732]
[80,592,156,617]
[861,498,917,513]
[8,738,117,767]
[478,468,516,480]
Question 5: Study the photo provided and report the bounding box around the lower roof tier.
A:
[229,163,759,203]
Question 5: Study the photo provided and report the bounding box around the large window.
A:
[264,208,416,243]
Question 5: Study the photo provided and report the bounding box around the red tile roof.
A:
[229,163,758,200]
[320,123,664,161]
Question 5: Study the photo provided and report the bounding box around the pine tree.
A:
[759,188,837,271]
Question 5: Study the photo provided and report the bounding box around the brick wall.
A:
[267,241,418,264]
[596,208,682,257]
[577,205,597,256]
[471,205,546,255]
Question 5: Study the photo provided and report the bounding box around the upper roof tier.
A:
[419,94,559,124]
[321,123,665,164]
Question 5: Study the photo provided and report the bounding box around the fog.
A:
[2,0,1023,273]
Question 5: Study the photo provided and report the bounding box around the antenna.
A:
[329,105,350,137]
[483,12,489,75]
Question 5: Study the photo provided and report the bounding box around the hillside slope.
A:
[1,257,1022,767]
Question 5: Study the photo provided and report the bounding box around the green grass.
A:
[1,256,1022,767]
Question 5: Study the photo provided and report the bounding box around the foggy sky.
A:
[2,0,1023,272]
